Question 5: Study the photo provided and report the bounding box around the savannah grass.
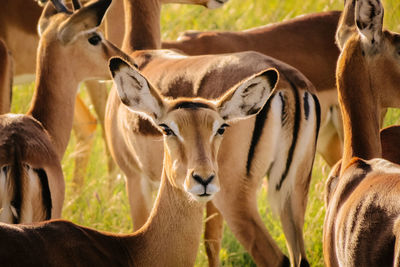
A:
[11,0,400,266]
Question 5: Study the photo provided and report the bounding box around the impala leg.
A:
[204,201,223,267]
[213,183,288,267]
[0,39,12,114]
[84,80,116,174]
[125,173,153,230]
[72,95,97,188]
[317,106,342,167]
[277,181,309,267]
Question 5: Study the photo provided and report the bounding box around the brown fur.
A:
[162,11,342,166]
[381,126,400,165]
[324,0,400,266]
[0,39,12,115]
[105,1,320,266]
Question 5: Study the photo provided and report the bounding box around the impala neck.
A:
[27,45,80,160]
[122,0,161,53]
[337,37,382,170]
[126,154,204,266]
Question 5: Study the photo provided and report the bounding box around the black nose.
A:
[192,173,215,186]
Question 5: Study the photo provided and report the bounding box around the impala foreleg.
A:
[125,172,154,230]
[204,201,224,267]
[72,96,97,188]
[84,80,116,173]
[317,106,342,166]
[213,183,288,267]
[0,39,12,115]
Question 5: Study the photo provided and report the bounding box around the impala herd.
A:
[0,0,399,266]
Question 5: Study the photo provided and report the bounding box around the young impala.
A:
[0,0,127,224]
[324,0,400,265]
[0,57,278,267]
[105,1,321,266]
[162,10,342,166]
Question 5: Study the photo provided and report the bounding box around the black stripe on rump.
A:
[281,255,290,267]
[10,146,23,224]
[276,81,301,191]
[303,92,310,120]
[246,94,275,175]
[312,93,321,145]
[279,92,287,124]
[34,168,52,220]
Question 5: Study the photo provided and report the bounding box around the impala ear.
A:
[109,57,165,123]
[336,0,356,50]
[217,68,278,121]
[355,0,384,51]
[38,1,60,36]
[57,0,112,44]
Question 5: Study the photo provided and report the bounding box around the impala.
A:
[106,1,320,266]
[0,57,278,267]
[162,10,342,166]
[0,0,127,224]
[323,0,400,265]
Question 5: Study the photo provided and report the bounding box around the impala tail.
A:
[0,143,52,223]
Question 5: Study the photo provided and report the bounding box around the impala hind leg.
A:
[205,201,224,267]
[0,39,12,115]
[72,96,97,188]
[277,183,309,267]
[213,186,288,267]
[84,80,116,174]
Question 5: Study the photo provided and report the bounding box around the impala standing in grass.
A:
[0,57,278,267]
[324,0,400,265]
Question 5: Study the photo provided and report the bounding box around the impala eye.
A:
[217,123,229,136]
[88,34,102,46]
[159,124,175,136]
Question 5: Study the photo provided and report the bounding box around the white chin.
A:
[206,0,228,9]
[191,194,214,203]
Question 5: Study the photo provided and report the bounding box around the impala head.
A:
[109,57,278,202]
[336,0,400,107]
[36,0,126,82]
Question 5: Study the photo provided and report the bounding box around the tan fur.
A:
[105,1,320,266]
[163,10,342,166]
[324,0,400,266]
[0,0,127,224]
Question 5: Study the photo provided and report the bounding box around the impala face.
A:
[160,104,228,202]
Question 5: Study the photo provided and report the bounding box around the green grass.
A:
[10,0,400,266]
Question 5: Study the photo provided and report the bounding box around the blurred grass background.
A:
[11,0,400,266]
